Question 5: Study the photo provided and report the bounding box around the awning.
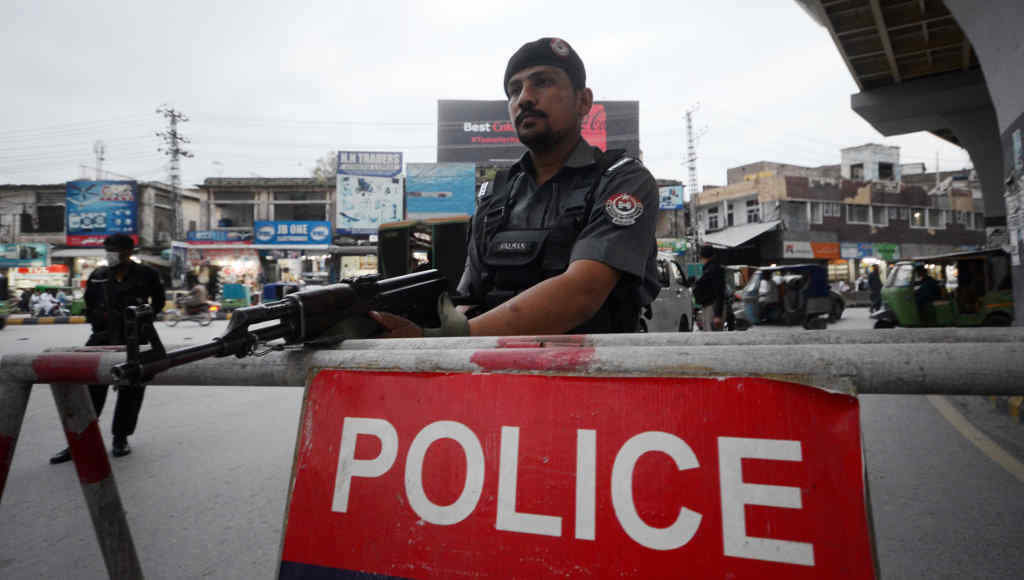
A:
[50,248,105,258]
[702,220,781,248]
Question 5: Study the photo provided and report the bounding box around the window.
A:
[887,265,914,288]
[972,212,985,230]
[850,163,864,181]
[910,208,927,228]
[888,207,899,221]
[822,202,841,217]
[878,162,894,180]
[20,206,65,233]
[809,202,823,224]
[657,259,671,287]
[847,204,870,224]
[727,203,734,227]
[746,199,760,223]
[927,209,945,229]
[707,206,719,230]
[899,207,909,220]
[871,206,888,227]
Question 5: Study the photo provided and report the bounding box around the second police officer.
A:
[373,38,660,337]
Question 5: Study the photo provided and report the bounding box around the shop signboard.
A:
[0,243,48,267]
[659,186,685,210]
[65,180,139,247]
[782,240,814,259]
[872,243,900,261]
[11,264,69,288]
[657,238,689,254]
[840,243,874,260]
[810,242,840,260]
[437,100,640,164]
[279,370,874,579]
[406,163,477,218]
[336,151,405,235]
[254,221,332,245]
[186,230,248,243]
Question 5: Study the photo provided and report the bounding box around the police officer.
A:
[50,234,164,463]
[373,38,659,337]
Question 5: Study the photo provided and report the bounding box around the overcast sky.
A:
[1,0,972,192]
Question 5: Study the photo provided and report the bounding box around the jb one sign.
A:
[279,371,874,579]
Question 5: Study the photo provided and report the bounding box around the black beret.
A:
[504,38,586,97]
[103,233,135,251]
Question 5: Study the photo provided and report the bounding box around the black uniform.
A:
[457,139,660,333]
[84,261,165,439]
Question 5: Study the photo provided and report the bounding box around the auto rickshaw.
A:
[871,249,1014,328]
[219,283,252,311]
[736,264,842,329]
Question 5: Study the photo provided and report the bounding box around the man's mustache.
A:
[516,110,547,124]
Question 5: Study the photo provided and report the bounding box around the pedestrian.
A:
[693,245,726,331]
[868,264,883,313]
[373,37,660,337]
[50,234,164,464]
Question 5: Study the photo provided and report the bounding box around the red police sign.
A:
[279,371,875,579]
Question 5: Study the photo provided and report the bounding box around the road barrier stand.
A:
[1,327,1023,579]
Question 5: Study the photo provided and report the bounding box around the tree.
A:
[311,151,338,184]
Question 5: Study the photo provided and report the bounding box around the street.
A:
[1,310,1023,579]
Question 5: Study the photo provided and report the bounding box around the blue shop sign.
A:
[254,221,332,245]
[186,230,248,242]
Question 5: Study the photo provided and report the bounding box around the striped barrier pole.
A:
[0,380,31,501]
[50,383,143,580]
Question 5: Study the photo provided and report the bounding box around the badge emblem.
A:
[550,38,571,58]
[605,193,644,226]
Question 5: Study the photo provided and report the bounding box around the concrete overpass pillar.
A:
[943,0,1024,325]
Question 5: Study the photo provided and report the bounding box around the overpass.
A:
[795,0,1024,324]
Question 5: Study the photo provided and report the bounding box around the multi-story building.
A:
[693,145,987,281]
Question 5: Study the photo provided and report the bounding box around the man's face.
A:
[506,65,592,153]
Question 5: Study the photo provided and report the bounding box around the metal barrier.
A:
[2,327,1023,579]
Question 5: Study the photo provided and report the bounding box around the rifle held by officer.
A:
[111,269,448,385]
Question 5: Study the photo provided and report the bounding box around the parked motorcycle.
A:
[164,297,219,327]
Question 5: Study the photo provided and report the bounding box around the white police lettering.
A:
[478,182,490,198]
[331,417,812,563]
[604,193,644,226]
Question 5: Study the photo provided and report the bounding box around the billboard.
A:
[280,370,874,579]
[437,100,640,164]
[336,151,405,235]
[0,243,48,267]
[253,221,332,245]
[659,186,685,210]
[65,180,138,247]
[406,163,477,218]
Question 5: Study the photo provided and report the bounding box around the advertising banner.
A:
[253,221,332,245]
[406,163,477,218]
[336,175,405,235]
[659,186,685,210]
[279,370,874,579]
[65,180,138,247]
[0,243,48,267]
[872,243,900,261]
[337,151,403,177]
[783,240,814,259]
[437,100,640,164]
[186,230,248,243]
[810,242,840,260]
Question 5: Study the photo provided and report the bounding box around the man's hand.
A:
[369,311,424,338]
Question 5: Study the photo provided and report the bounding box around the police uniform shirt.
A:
[85,261,165,341]
[459,138,661,306]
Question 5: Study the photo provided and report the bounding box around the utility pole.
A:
[93,140,105,180]
[685,106,702,258]
[156,105,193,242]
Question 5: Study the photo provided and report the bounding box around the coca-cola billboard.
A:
[438,100,639,165]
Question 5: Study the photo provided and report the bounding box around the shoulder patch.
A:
[604,193,644,226]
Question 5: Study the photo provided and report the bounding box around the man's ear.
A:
[577,87,594,120]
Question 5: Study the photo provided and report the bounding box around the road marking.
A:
[927,395,1024,483]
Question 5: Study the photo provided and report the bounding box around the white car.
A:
[638,252,695,332]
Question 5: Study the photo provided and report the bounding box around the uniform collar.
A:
[512,137,600,177]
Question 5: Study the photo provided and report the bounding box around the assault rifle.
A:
[111,269,448,385]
